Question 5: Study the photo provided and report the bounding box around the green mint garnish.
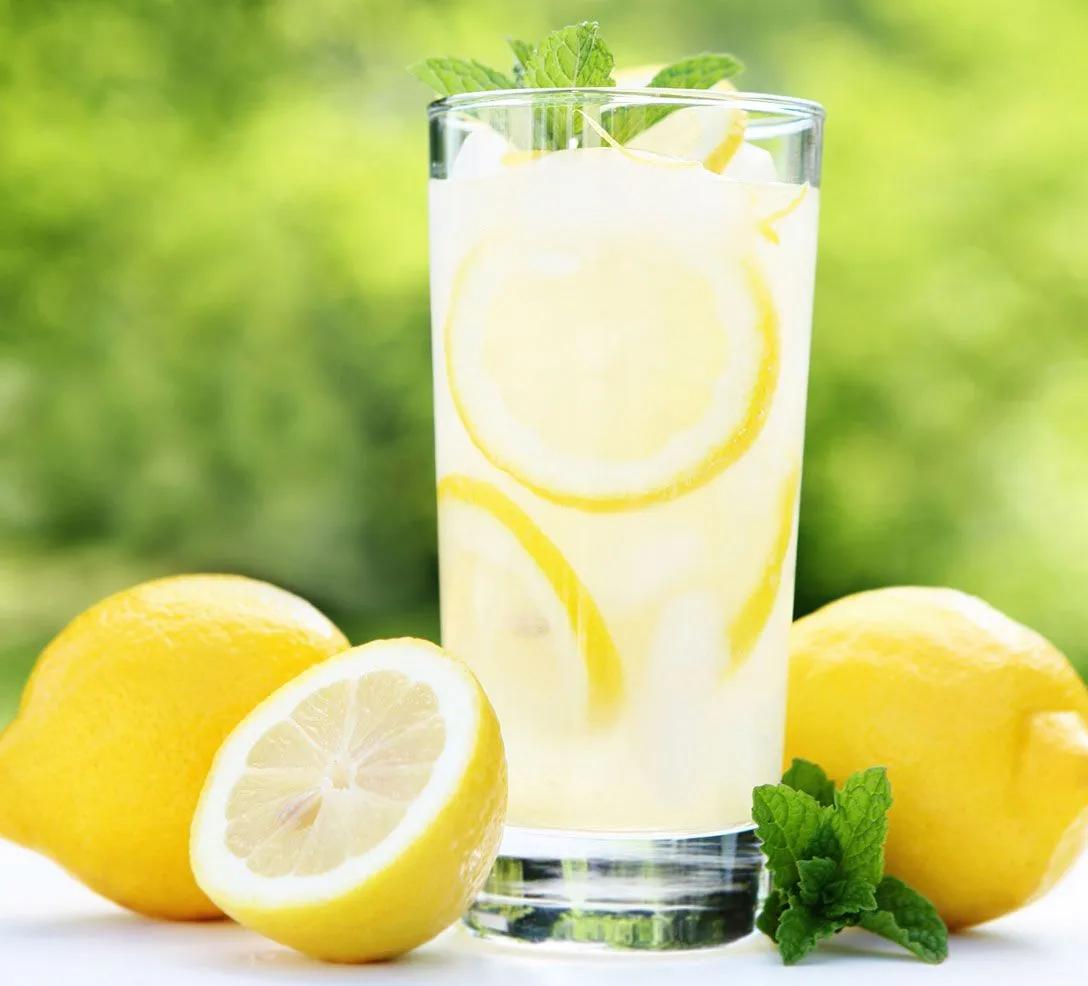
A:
[780,756,836,806]
[605,53,744,143]
[409,21,742,145]
[406,58,515,97]
[859,876,950,964]
[520,21,615,88]
[753,759,949,965]
[507,38,535,83]
[648,52,744,89]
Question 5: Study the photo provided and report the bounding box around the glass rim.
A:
[428,87,825,122]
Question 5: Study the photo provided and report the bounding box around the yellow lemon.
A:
[190,638,506,962]
[0,574,348,919]
[785,586,1088,929]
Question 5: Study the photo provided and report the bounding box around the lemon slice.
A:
[190,638,506,963]
[444,232,780,511]
[726,465,801,673]
[437,474,623,726]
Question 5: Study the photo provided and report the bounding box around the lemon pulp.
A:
[191,639,506,962]
[225,671,446,877]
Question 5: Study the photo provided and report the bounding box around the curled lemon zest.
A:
[758,183,810,244]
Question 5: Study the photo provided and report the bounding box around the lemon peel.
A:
[726,464,801,673]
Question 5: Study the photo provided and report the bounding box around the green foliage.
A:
[408,58,515,95]
[860,876,950,963]
[1,0,1087,714]
[411,24,740,145]
[508,38,535,81]
[522,21,615,87]
[829,767,892,887]
[754,762,947,964]
[751,784,825,889]
[781,757,836,806]
[775,904,838,965]
[606,53,744,142]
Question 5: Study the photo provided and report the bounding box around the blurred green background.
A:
[3,0,1087,723]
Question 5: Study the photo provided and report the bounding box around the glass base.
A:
[464,824,764,952]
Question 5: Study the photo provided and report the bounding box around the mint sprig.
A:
[409,22,742,145]
[753,759,949,965]
[522,21,615,88]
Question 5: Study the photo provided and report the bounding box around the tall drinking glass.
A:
[427,88,823,950]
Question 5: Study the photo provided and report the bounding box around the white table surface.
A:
[1,839,1084,985]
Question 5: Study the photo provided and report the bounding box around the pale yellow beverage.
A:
[429,107,819,835]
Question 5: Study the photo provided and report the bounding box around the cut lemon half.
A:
[190,638,506,963]
[444,235,781,511]
[438,474,624,727]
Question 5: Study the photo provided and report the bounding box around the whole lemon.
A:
[0,575,348,919]
[785,586,1088,930]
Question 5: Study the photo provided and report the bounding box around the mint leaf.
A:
[798,858,878,918]
[523,22,615,88]
[752,784,825,890]
[409,57,515,96]
[830,766,891,887]
[797,856,839,908]
[823,876,879,918]
[859,877,949,963]
[782,758,836,807]
[508,38,535,82]
[606,51,743,143]
[648,52,744,89]
[805,814,842,860]
[756,887,788,940]
[776,904,837,965]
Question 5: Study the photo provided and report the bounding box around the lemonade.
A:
[428,87,822,947]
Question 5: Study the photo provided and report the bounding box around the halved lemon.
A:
[444,235,781,511]
[190,638,506,963]
[437,474,623,726]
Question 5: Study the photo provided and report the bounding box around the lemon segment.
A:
[726,465,801,673]
[190,638,506,962]
[444,221,781,511]
[437,474,624,725]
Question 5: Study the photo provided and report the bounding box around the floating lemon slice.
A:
[437,474,623,725]
[444,232,781,511]
[190,638,506,962]
[726,465,801,673]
